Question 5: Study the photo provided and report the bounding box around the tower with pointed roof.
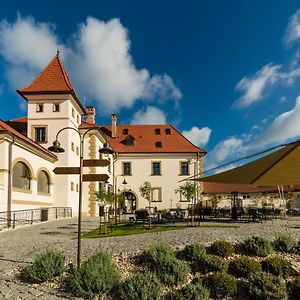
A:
[18,52,86,213]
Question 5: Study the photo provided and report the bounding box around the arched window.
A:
[12,162,31,190]
[38,171,50,194]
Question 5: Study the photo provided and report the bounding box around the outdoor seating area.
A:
[130,204,286,228]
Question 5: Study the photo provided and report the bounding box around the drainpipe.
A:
[7,133,15,228]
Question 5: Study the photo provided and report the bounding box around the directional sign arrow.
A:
[82,174,109,182]
[83,159,110,167]
[53,167,80,174]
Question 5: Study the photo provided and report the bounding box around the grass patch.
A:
[81,221,187,238]
[81,221,239,239]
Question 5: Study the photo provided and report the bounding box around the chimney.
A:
[86,107,96,124]
[112,114,117,138]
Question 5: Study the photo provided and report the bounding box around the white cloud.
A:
[0,16,182,113]
[182,126,211,147]
[143,74,182,106]
[234,64,281,108]
[204,137,244,170]
[0,16,63,88]
[253,95,300,147]
[130,106,167,124]
[284,10,300,46]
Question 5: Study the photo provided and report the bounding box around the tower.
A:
[17,53,86,214]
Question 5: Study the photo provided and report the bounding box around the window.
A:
[72,108,75,118]
[76,184,79,192]
[155,128,161,135]
[71,142,74,152]
[122,128,129,135]
[12,162,31,190]
[165,128,171,135]
[36,104,43,112]
[155,141,162,148]
[123,162,132,175]
[71,182,74,191]
[38,171,50,194]
[152,162,161,175]
[180,162,189,175]
[76,146,79,155]
[152,187,162,202]
[77,115,80,124]
[34,127,46,142]
[53,104,60,112]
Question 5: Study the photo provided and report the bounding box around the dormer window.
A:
[165,128,171,135]
[155,141,162,148]
[36,104,43,113]
[122,128,129,135]
[155,128,161,135]
[124,135,135,146]
[53,103,60,112]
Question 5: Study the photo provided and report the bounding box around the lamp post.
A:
[188,159,199,226]
[48,127,113,267]
[114,174,127,224]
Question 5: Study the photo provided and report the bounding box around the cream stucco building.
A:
[0,53,206,225]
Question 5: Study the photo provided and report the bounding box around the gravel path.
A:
[0,216,299,299]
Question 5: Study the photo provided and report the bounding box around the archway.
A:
[119,191,137,213]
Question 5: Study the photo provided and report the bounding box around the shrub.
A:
[241,236,273,256]
[273,233,296,253]
[288,276,300,300]
[229,256,261,278]
[208,240,234,258]
[196,254,228,274]
[261,256,294,278]
[144,243,190,285]
[68,252,119,298]
[165,282,210,300]
[180,243,206,261]
[203,272,237,299]
[21,250,64,283]
[119,271,162,300]
[248,271,288,300]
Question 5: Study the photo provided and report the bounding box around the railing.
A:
[0,207,72,230]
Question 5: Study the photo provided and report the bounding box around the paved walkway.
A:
[0,216,299,299]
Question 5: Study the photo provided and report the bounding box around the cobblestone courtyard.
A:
[0,216,299,299]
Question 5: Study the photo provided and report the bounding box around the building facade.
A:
[0,53,206,220]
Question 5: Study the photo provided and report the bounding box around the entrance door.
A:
[120,191,137,213]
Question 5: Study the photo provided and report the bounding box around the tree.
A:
[139,181,153,228]
[95,189,115,207]
[175,182,197,226]
[95,189,115,234]
[175,182,196,202]
[139,181,153,205]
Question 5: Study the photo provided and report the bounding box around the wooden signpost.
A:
[53,159,110,182]
[53,167,80,174]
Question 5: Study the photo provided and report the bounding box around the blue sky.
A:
[1,1,300,170]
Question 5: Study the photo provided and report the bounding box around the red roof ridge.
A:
[9,116,28,123]
[18,53,74,93]
[56,53,74,91]
[17,53,85,114]
[169,124,206,154]
[99,123,206,154]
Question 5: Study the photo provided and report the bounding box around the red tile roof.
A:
[100,124,206,154]
[0,120,57,160]
[17,53,85,113]
[202,182,300,194]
